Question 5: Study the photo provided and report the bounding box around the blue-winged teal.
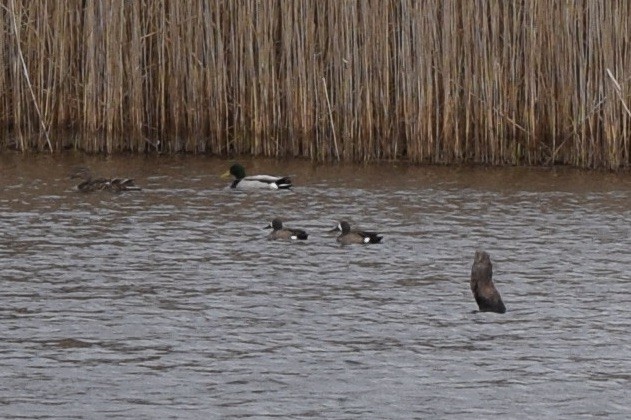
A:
[70,166,141,193]
[470,250,506,314]
[330,221,382,245]
[266,218,308,240]
[221,163,292,190]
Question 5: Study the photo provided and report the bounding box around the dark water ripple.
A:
[1,157,631,418]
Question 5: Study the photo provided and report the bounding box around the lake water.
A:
[1,154,631,418]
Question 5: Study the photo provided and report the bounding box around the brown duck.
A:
[330,221,382,245]
[69,166,141,193]
[265,218,308,240]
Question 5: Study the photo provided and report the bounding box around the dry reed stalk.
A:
[322,76,339,161]
[1,1,631,168]
[7,0,52,151]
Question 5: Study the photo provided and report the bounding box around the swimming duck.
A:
[470,250,506,314]
[222,163,292,190]
[265,218,308,240]
[330,221,383,245]
[69,166,141,193]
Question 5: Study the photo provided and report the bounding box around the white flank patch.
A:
[291,235,298,240]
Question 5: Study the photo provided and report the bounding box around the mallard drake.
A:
[221,163,292,190]
[470,250,506,314]
[265,218,308,240]
[69,166,141,193]
[330,221,382,245]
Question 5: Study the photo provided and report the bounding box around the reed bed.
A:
[1,1,630,168]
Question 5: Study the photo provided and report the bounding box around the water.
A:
[1,154,631,418]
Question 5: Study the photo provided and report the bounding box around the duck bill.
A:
[264,224,272,229]
[328,226,340,232]
[221,170,231,179]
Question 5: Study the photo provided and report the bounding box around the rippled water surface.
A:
[1,154,631,418]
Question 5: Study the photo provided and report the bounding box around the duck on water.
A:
[69,166,141,193]
[330,221,383,245]
[265,218,308,240]
[222,163,292,190]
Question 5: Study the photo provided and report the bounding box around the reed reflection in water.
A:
[1,156,631,418]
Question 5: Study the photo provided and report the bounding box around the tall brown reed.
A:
[1,1,630,168]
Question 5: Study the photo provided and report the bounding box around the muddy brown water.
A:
[2,154,631,418]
